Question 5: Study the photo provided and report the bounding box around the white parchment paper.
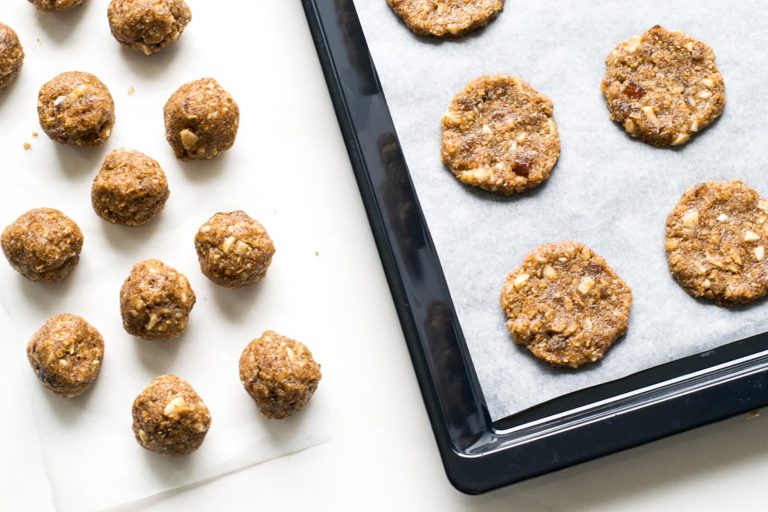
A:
[355,0,768,420]
[0,2,334,511]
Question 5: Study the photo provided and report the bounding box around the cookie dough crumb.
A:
[27,314,105,398]
[32,131,39,137]
[500,241,632,368]
[0,22,24,92]
[127,86,135,95]
[194,211,275,288]
[38,71,115,146]
[92,148,170,226]
[23,142,31,151]
[386,0,504,38]
[665,179,768,305]
[132,374,211,455]
[601,25,726,147]
[108,0,192,55]
[1,208,83,282]
[28,0,83,12]
[441,74,560,195]
[120,259,196,339]
[163,78,239,160]
[315,251,319,257]
[239,331,322,419]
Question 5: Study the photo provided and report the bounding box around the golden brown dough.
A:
[0,22,24,92]
[108,0,192,55]
[386,0,503,37]
[28,0,83,12]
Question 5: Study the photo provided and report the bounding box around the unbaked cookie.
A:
[38,71,115,146]
[132,374,211,455]
[92,148,170,226]
[27,314,105,398]
[28,0,83,11]
[386,0,503,38]
[665,180,768,305]
[108,0,192,55]
[601,25,725,147]
[0,22,24,92]
[500,241,632,368]
[1,208,83,282]
[239,331,322,419]
[441,74,560,195]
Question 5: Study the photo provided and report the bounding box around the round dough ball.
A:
[108,0,192,55]
[132,374,211,456]
[1,208,83,282]
[239,331,322,419]
[92,148,170,226]
[386,0,504,38]
[666,180,768,305]
[28,0,83,11]
[27,314,105,398]
[38,71,115,147]
[0,22,24,92]
[120,259,196,340]
[163,78,239,160]
[500,241,633,368]
[441,74,560,195]
[194,211,275,288]
[601,25,726,147]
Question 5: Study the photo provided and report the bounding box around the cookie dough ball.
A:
[500,242,632,368]
[1,208,83,282]
[164,78,239,160]
[601,25,726,147]
[132,375,211,455]
[194,211,275,288]
[28,0,83,11]
[441,75,560,195]
[27,314,105,398]
[108,0,192,55]
[387,0,504,38]
[92,148,170,226]
[666,180,768,305]
[0,22,24,92]
[239,331,322,419]
[120,259,196,340]
[38,71,115,146]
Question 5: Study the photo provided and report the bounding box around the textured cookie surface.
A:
[108,0,192,55]
[500,241,632,368]
[666,180,768,305]
[441,75,559,195]
[601,25,725,147]
[0,22,24,92]
[386,0,503,37]
[29,0,83,11]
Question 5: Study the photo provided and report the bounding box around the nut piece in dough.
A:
[27,314,105,398]
[386,0,503,38]
[441,74,560,195]
[1,208,83,282]
[194,211,275,288]
[0,22,24,92]
[28,0,83,11]
[163,78,239,160]
[500,241,633,368]
[665,180,768,305]
[132,374,211,456]
[38,71,115,146]
[92,148,170,226]
[239,331,322,419]
[601,25,725,147]
[108,0,192,55]
[120,259,196,340]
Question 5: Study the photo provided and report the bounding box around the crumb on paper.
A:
[23,143,31,151]
[127,86,135,96]
[746,410,761,419]
[315,251,320,257]
[32,131,39,138]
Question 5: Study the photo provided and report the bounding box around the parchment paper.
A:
[0,2,333,511]
[354,0,768,420]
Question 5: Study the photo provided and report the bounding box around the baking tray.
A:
[302,0,768,493]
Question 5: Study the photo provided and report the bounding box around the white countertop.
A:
[1,2,767,511]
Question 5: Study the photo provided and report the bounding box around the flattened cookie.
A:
[601,25,725,147]
[500,242,632,368]
[386,0,503,38]
[441,75,559,195]
[665,180,768,305]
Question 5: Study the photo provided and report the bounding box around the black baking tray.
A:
[302,0,768,494]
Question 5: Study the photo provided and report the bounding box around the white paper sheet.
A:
[354,0,768,420]
[0,2,333,511]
